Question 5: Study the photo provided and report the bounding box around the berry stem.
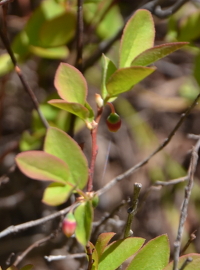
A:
[107,102,115,114]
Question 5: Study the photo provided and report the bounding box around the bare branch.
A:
[97,94,200,197]
[0,204,76,239]
[124,183,142,238]
[179,257,193,270]
[173,140,200,270]
[44,253,86,262]
[0,26,49,129]
[13,232,58,266]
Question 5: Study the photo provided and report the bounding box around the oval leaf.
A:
[119,9,155,68]
[44,127,89,189]
[164,254,200,270]
[131,42,188,66]
[74,201,93,246]
[106,66,156,97]
[42,182,73,206]
[101,54,117,99]
[178,11,200,42]
[98,237,145,270]
[95,232,116,258]
[30,45,69,59]
[48,100,90,121]
[126,235,170,270]
[40,11,76,47]
[54,63,87,104]
[16,151,70,184]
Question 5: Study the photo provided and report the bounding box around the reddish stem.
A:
[107,102,115,114]
[87,107,103,192]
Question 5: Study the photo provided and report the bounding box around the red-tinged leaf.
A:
[48,100,89,121]
[42,182,74,206]
[16,151,70,184]
[95,232,116,258]
[164,254,200,270]
[131,42,188,66]
[44,127,89,189]
[87,242,99,270]
[119,9,155,68]
[98,237,145,270]
[54,63,87,104]
[106,66,156,97]
[126,235,170,270]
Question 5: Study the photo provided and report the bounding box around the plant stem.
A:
[107,102,115,114]
[87,107,103,192]
[124,183,142,238]
[0,25,49,129]
[86,243,94,270]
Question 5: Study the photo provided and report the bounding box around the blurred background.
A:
[1,0,200,269]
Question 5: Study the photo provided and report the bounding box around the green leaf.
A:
[126,235,170,270]
[87,242,99,270]
[106,66,156,97]
[178,11,200,42]
[24,0,65,47]
[44,127,88,189]
[131,42,188,66]
[42,182,73,206]
[98,237,145,270]
[20,265,34,270]
[54,63,87,104]
[30,45,69,59]
[95,232,116,258]
[0,53,15,76]
[16,151,70,184]
[164,254,200,270]
[39,11,76,47]
[119,9,155,68]
[96,4,123,39]
[84,102,95,122]
[74,201,93,246]
[48,100,90,121]
[101,54,117,99]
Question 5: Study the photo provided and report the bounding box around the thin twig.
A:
[154,176,188,186]
[173,139,200,270]
[152,0,190,18]
[180,230,196,255]
[86,243,94,270]
[75,0,84,72]
[0,204,77,239]
[92,199,128,241]
[0,26,49,129]
[97,94,200,197]
[87,107,103,192]
[178,257,193,270]
[13,231,58,266]
[44,253,87,262]
[124,183,142,238]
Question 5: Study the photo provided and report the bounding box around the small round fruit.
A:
[62,212,76,237]
[106,113,121,132]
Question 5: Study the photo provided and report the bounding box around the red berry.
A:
[106,113,121,132]
[62,212,76,237]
